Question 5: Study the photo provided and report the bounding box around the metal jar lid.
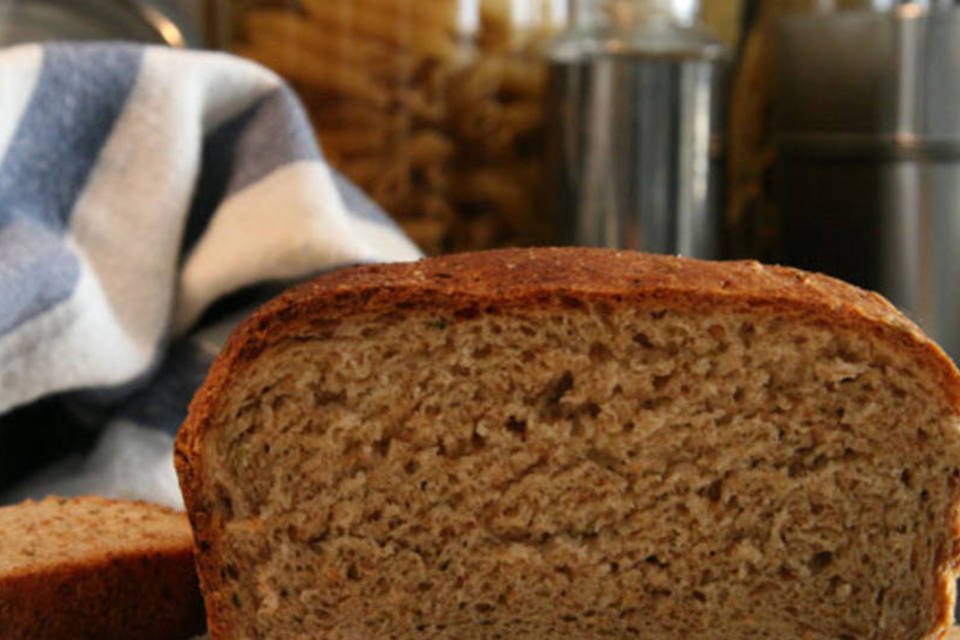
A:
[0,0,195,47]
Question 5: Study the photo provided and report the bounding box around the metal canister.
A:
[0,0,196,47]
[775,3,960,358]
[544,0,728,258]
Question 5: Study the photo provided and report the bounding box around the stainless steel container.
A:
[775,4,960,358]
[0,0,196,47]
[545,0,728,258]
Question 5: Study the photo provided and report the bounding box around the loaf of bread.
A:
[176,248,960,639]
[0,496,205,639]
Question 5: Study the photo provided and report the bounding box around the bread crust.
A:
[175,247,960,638]
[0,496,205,640]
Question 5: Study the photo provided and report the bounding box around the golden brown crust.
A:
[0,496,205,640]
[174,247,960,638]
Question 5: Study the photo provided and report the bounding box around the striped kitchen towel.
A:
[0,43,421,506]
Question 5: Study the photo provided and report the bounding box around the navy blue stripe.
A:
[0,218,80,334]
[180,85,320,261]
[111,339,217,436]
[226,86,320,193]
[0,44,143,232]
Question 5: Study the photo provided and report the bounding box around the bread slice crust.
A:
[0,496,205,639]
[176,248,960,639]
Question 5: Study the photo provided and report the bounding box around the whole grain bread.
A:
[0,496,205,639]
[176,247,960,639]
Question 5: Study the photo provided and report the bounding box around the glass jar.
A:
[208,0,567,254]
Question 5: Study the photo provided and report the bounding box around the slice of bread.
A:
[0,496,205,639]
[176,248,960,639]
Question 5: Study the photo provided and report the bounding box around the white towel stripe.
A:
[174,161,421,332]
[0,44,42,164]
[0,248,146,414]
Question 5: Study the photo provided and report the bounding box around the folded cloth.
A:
[0,43,421,507]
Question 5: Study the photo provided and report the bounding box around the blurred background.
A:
[2,0,958,362]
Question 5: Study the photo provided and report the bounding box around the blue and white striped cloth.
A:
[0,43,421,507]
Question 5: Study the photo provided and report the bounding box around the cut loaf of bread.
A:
[0,496,205,639]
[176,248,960,639]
